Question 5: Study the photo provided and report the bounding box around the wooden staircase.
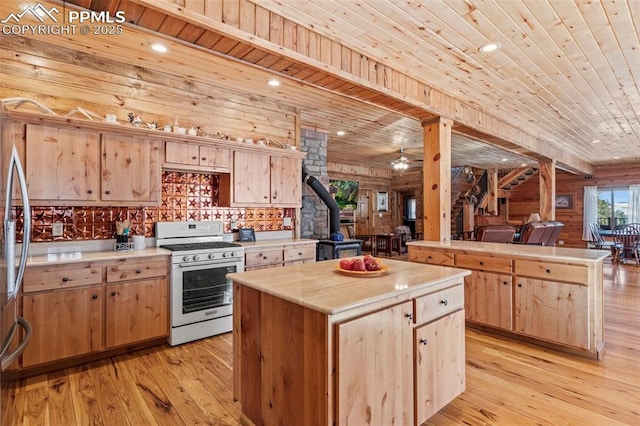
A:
[498,167,538,197]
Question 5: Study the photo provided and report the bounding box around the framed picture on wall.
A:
[377,191,388,212]
[555,193,575,211]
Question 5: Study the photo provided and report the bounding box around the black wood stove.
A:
[316,239,363,260]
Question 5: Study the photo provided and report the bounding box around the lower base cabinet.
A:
[465,271,512,330]
[21,256,169,369]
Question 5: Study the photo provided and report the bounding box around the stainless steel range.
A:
[156,221,244,346]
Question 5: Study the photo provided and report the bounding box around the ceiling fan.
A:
[391,148,410,171]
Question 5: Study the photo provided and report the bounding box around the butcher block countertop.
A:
[407,240,610,264]
[25,247,170,266]
[227,257,470,315]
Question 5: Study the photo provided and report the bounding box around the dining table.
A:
[374,233,403,257]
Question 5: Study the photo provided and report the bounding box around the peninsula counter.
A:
[407,240,610,359]
[228,258,471,426]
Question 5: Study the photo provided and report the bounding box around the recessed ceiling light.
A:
[336,130,346,136]
[501,158,508,162]
[150,43,168,53]
[479,42,501,54]
[613,156,620,159]
[267,78,281,87]
[521,163,527,167]
[591,139,600,144]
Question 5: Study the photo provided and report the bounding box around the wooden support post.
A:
[538,160,556,221]
[486,168,499,215]
[422,117,452,241]
[463,199,474,239]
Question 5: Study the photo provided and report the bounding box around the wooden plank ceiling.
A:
[15,0,640,172]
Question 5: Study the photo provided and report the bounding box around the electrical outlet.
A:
[283,217,292,227]
[558,240,564,245]
[52,222,63,237]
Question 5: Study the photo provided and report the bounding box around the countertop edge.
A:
[26,247,171,266]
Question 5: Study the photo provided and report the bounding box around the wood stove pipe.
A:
[302,165,341,237]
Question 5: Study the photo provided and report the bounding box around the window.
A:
[597,188,629,230]
[406,196,416,220]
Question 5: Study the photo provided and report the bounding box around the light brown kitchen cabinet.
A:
[21,286,103,367]
[164,140,231,172]
[25,124,100,201]
[20,256,169,370]
[243,241,316,271]
[24,123,161,206]
[415,309,465,424]
[464,271,512,330]
[233,151,302,207]
[336,301,413,425]
[101,134,161,203]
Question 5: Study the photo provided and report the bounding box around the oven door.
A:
[171,259,242,327]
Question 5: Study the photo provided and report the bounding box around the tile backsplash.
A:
[17,171,295,243]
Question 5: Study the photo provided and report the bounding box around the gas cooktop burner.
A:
[162,241,241,252]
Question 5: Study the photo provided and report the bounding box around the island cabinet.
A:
[232,150,302,207]
[20,255,169,370]
[163,140,232,172]
[408,240,609,359]
[229,259,470,425]
[23,123,161,205]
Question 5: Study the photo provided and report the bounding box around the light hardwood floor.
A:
[4,263,639,425]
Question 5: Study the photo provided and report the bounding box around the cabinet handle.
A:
[201,157,206,161]
[546,269,551,274]
[517,283,522,288]
[87,189,93,194]
[427,255,432,260]
[262,256,268,260]
[135,269,142,274]
[405,313,414,321]
[111,291,116,297]
[419,338,428,346]
[263,196,268,199]
[105,190,111,195]
[61,277,69,282]
[192,156,197,160]
[92,294,98,300]
[298,252,303,256]
[479,261,484,266]
[440,299,448,306]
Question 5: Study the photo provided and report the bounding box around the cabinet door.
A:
[22,287,103,367]
[233,151,270,205]
[200,145,231,171]
[415,309,465,425]
[25,124,99,201]
[270,155,301,206]
[164,140,199,166]
[514,278,589,349]
[464,271,512,330]
[336,301,413,426]
[101,135,161,203]
[105,278,168,348]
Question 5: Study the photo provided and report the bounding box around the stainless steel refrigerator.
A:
[0,145,32,424]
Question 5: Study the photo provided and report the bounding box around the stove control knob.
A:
[231,252,237,257]
[208,253,216,260]
[222,252,228,258]
[192,255,200,261]
[183,255,191,262]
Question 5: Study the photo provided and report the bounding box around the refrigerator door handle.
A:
[5,146,31,298]
[1,316,32,371]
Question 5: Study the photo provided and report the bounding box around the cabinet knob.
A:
[440,299,448,306]
[427,256,432,259]
[263,256,268,260]
[87,189,93,194]
[263,196,268,199]
[405,313,414,321]
[201,157,206,161]
[135,269,142,274]
[546,269,551,274]
[479,261,484,266]
[192,156,197,160]
[503,281,508,285]
[298,252,303,256]
[105,190,111,195]
[61,277,69,282]
[111,291,116,297]
[419,338,428,346]
[92,294,98,300]
[517,283,523,288]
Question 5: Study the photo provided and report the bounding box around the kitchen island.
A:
[228,258,471,426]
[407,240,610,359]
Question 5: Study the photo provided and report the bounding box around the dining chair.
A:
[590,223,622,263]
[612,224,640,266]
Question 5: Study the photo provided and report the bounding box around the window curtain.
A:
[629,184,640,223]
[583,186,598,241]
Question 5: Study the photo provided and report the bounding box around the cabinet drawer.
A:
[514,260,588,284]
[245,249,284,268]
[414,284,464,324]
[409,248,454,266]
[106,259,168,283]
[456,253,511,274]
[284,245,316,262]
[24,263,102,292]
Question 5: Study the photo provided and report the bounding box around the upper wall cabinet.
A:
[164,140,231,173]
[24,123,161,206]
[232,150,303,207]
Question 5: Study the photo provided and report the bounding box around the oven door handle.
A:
[176,260,241,269]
